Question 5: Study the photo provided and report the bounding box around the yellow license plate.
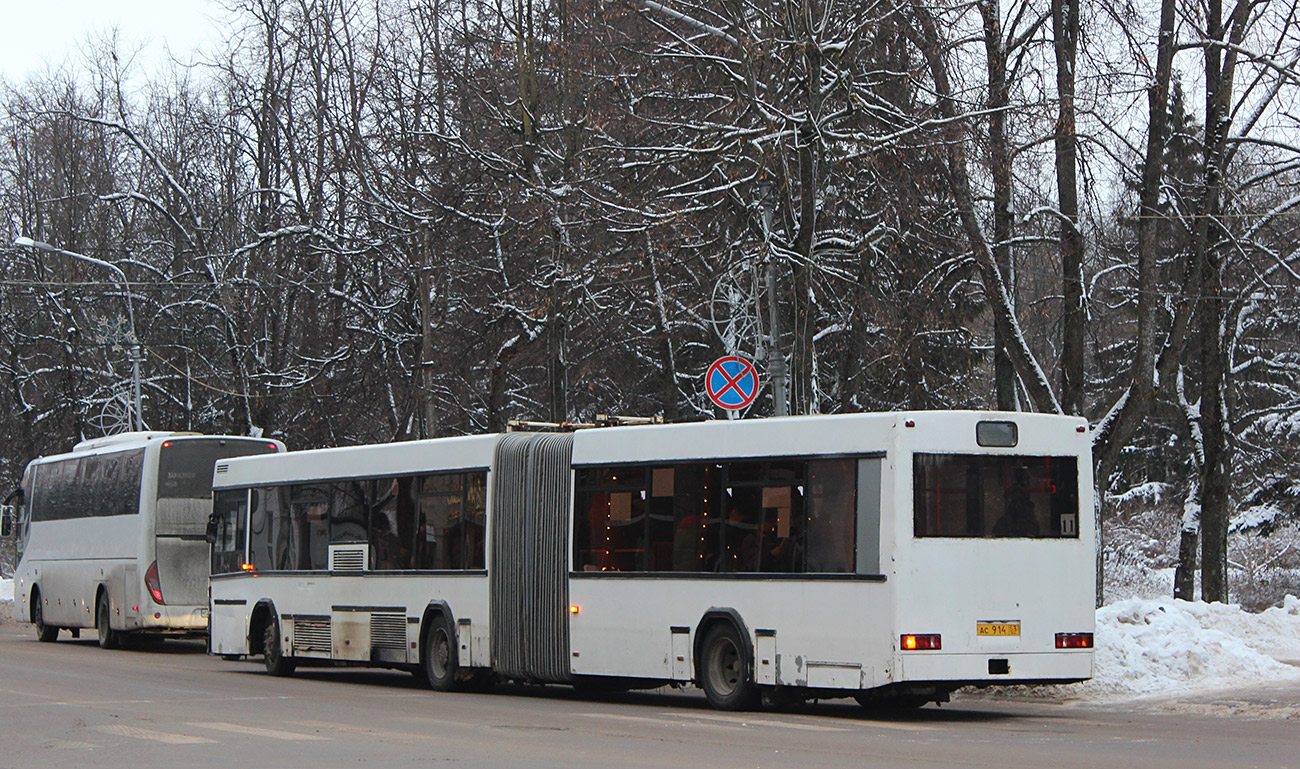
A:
[977,622,1021,637]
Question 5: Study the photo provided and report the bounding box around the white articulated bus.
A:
[3,432,284,648]
[206,412,1094,710]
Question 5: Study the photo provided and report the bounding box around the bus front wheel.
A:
[422,615,460,692]
[698,623,760,711]
[263,617,297,676]
[31,590,58,643]
[96,592,120,649]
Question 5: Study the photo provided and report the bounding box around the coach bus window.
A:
[289,484,331,570]
[913,454,1080,538]
[30,450,144,522]
[210,490,247,575]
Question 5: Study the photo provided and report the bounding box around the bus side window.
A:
[805,459,857,573]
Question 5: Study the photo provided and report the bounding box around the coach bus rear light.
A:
[569,605,580,615]
[901,633,941,651]
[145,560,165,605]
[1055,632,1093,649]
[241,563,256,572]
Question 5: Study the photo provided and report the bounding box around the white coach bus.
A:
[3,432,283,647]
[206,412,1094,710]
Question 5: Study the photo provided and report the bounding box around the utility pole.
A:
[758,184,788,416]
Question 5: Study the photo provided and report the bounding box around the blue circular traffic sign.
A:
[706,356,759,410]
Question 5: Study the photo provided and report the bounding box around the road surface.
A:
[0,614,1295,769]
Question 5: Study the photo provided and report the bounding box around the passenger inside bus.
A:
[993,468,1040,537]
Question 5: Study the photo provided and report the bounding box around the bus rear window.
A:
[157,439,278,500]
[913,454,1079,539]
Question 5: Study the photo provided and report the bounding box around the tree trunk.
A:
[981,1,1018,412]
[1053,0,1085,417]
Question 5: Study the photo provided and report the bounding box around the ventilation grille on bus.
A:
[328,545,367,572]
[370,613,408,650]
[215,463,229,474]
[292,615,331,654]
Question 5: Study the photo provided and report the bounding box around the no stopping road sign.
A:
[705,356,759,411]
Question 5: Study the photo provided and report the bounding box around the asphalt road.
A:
[0,613,1296,769]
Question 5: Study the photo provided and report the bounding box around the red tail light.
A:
[901,633,942,651]
[1055,632,1093,649]
[144,560,165,605]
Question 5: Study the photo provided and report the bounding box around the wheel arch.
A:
[28,582,44,624]
[248,600,276,656]
[419,599,456,659]
[693,608,753,682]
[94,582,111,626]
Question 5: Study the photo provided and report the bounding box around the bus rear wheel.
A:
[96,593,120,650]
[422,615,460,692]
[698,623,760,711]
[263,616,297,676]
[32,590,58,643]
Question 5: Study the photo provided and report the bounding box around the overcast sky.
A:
[0,0,229,84]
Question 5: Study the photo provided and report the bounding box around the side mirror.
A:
[205,512,219,545]
[0,505,12,538]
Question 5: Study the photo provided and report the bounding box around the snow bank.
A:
[0,578,11,603]
[965,596,1300,704]
[1085,597,1300,700]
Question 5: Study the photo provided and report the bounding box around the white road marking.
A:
[289,720,434,741]
[189,721,329,741]
[578,712,751,732]
[673,712,855,733]
[94,724,216,744]
[42,740,101,750]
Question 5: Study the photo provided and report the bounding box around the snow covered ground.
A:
[957,595,1300,705]
[0,576,1296,704]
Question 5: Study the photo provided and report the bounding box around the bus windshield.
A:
[156,439,277,536]
[913,454,1079,539]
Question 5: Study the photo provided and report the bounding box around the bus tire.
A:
[31,589,58,643]
[698,623,760,711]
[263,616,296,676]
[422,614,460,692]
[96,592,120,650]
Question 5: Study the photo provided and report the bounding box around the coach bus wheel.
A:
[32,590,58,643]
[698,623,760,711]
[263,616,297,676]
[96,593,121,650]
[422,615,460,692]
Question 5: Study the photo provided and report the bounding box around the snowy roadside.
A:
[0,577,14,629]
[1,576,1296,706]
[957,595,1300,706]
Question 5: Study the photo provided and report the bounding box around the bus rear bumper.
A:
[900,651,1093,684]
[131,606,209,635]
